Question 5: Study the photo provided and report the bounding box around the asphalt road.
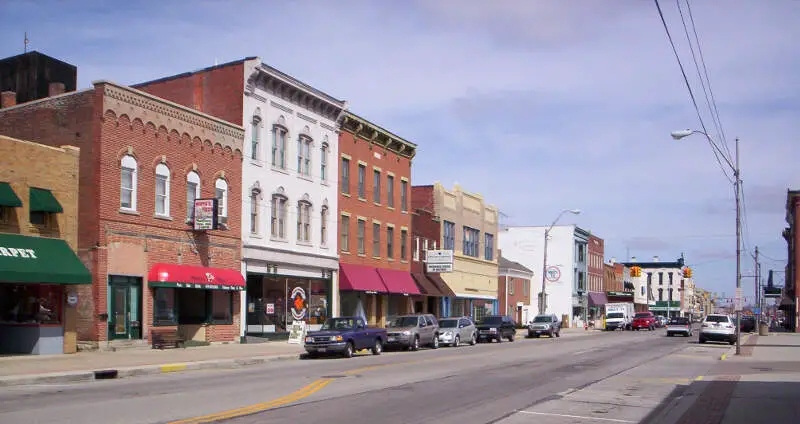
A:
[0,328,730,424]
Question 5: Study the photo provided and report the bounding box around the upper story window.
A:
[155,163,170,217]
[668,272,673,285]
[357,164,366,199]
[443,221,455,250]
[271,193,288,239]
[250,188,260,235]
[659,272,664,285]
[373,169,381,203]
[386,226,394,259]
[372,222,381,257]
[251,115,261,161]
[297,136,312,177]
[272,124,287,169]
[29,187,62,227]
[186,171,200,220]
[401,229,408,260]
[413,236,420,261]
[320,206,328,246]
[357,219,366,255]
[120,155,138,211]
[296,200,311,243]
[320,144,328,182]
[387,175,395,208]
[341,157,350,194]
[215,178,228,219]
[508,279,514,295]
[577,244,585,262]
[463,226,479,258]
[400,179,408,212]
[340,215,350,252]
[484,233,494,261]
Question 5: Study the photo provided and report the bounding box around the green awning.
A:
[0,182,22,207]
[29,187,63,213]
[0,233,91,284]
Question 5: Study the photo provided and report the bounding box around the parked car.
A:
[699,314,737,345]
[437,316,477,346]
[655,315,668,328]
[304,317,387,358]
[740,316,756,333]
[632,312,656,331]
[386,314,440,350]
[527,314,561,338]
[666,316,693,337]
[475,315,516,342]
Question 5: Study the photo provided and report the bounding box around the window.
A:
[271,194,287,239]
[668,288,673,301]
[373,169,381,203]
[272,125,287,168]
[320,144,328,181]
[523,279,529,295]
[186,171,200,220]
[357,219,366,254]
[0,284,63,325]
[387,175,395,208]
[120,155,137,210]
[443,221,455,250]
[153,287,177,325]
[463,226,479,257]
[658,288,664,301]
[154,164,170,216]
[372,223,381,257]
[668,272,673,285]
[484,233,494,261]
[297,136,312,176]
[357,164,366,198]
[641,286,646,296]
[401,229,408,260]
[400,180,408,212]
[341,158,350,194]
[387,226,394,259]
[413,237,420,261]
[508,279,514,295]
[578,272,585,291]
[577,244,585,262]
[251,116,261,160]
[320,206,328,246]
[297,201,311,242]
[215,178,228,219]
[211,291,233,324]
[250,190,259,234]
[659,272,664,285]
[340,215,350,251]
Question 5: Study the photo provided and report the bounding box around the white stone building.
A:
[622,255,690,318]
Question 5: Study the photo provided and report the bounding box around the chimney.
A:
[1,91,16,108]
[630,256,637,262]
[610,257,616,265]
[48,82,66,97]
[653,255,659,262]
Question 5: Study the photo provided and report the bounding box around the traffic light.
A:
[683,267,692,278]
[630,266,642,277]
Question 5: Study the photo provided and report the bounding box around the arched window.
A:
[272,117,287,169]
[320,205,328,246]
[215,178,228,219]
[251,115,261,161]
[297,135,312,177]
[271,193,288,239]
[120,155,138,211]
[155,163,170,216]
[250,188,260,235]
[186,171,201,220]
[320,143,329,182]
[297,199,312,243]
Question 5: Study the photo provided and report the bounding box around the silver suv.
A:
[527,314,561,338]
[386,314,440,350]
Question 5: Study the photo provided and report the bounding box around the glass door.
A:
[108,276,143,340]
[111,285,129,339]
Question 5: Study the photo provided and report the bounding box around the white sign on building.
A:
[426,249,454,273]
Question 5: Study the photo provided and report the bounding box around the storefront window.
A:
[308,280,329,330]
[451,299,465,317]
[153,288,177,326]
[211,291,232,324]
[0,284,63,325]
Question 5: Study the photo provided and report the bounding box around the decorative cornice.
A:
[248,64,345,123]
[340,112,417,159]
[95,80,244,155]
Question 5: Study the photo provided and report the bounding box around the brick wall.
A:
[604,263,622,292]
[588,235,604,292]
[498,275,531,318]
[338,129,412,271]
[410,206,440,273]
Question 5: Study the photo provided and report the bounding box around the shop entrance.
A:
[108,275,142,340]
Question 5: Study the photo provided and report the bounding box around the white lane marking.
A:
[572,349,593,355]
[557,388,577,396]
[518,411,635,423]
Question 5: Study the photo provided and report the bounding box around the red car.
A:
[632,312,656,331]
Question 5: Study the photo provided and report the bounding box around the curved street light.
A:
[670,129,742,355]
[539,209,581,316]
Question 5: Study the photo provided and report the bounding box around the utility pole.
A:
[734,137,742,355]
[754,246,760,330]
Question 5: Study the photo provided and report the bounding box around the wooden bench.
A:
[151,329,185,349]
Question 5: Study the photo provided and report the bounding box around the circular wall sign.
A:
[67,293,79,307]
[545,266,561,282]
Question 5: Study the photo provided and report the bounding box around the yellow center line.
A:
[168,378,332,424]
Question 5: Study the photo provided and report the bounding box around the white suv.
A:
[699,314,737,345]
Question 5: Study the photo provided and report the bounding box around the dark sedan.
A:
[740,316,756,333]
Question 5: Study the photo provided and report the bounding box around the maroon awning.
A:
[339,263,388,293]
[377,268,421,295]
[588,292,608,307]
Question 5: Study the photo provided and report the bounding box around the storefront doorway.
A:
[108,275,142,340]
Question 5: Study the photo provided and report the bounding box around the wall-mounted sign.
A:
[545,266,561,282]
[290,286,307,320]
[427,263,453,273]
[426,249,454,273]
[607,291,633,298]
[193,198,219,231]
[66,292,78,307]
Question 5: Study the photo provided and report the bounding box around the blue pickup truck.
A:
[304,316,387,358]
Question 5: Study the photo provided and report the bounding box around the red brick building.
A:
[0,81,245,347]
[782,190,800,332]
[410,202,453,317]
[337,112,418,326]
[498,255,533,324]
[587,235,606,321]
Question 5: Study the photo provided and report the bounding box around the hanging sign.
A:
[193,198,219,231]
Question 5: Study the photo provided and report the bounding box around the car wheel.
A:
[454,335,461,347]
[432,335,440,349]
[343,342,354,358]
[549,330,554,338]
[527,331,533,339]
[508,333,515,342]
[412,336,420,351]
[699,337,706,344]
[470,333,477,345]
[556,330,561,338]
[496,334,503,343]
[372,340,383,355]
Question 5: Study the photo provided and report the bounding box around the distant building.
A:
[587,235,605,322]
[0,51,77,108]
[782,190,800,332]
[498,254,533,324]
[622,255,689,318]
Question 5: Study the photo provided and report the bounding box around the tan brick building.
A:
[0,82,245,348]
[337,112,418,326]
[0,135,91,354]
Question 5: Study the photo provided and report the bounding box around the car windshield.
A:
[533,316,553,323]
[607,313,624,319]
[669,317,689,325]
[477,316,503,325]
[706,315,729,323]
[439,319,458,328]
[389,317,419,327]
[321,318,356,330]
[634,313,651,318]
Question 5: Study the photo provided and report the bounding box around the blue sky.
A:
[2,0,798,301]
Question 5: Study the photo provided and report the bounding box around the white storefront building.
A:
[240,59,347,337]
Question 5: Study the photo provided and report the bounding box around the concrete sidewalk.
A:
[0,341,305,387]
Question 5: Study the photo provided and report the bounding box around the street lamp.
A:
[670,129,742,355]
[539,209,581,317]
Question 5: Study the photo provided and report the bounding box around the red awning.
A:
[377,268,421,296]
[148,263,245,291]
[339,263,388,293]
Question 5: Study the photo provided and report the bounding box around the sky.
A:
[1,0,797,302]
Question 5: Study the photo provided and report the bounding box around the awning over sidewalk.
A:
[589,292,608,307]
[148,263,245,290]
[411,273,448,297]
[0,233,91,285]
[426,273,456,297]
[339,263,388,293]
[376,268,420,295]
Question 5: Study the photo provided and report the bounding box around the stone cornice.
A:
[94,80,245,155]
[341,112,417,159]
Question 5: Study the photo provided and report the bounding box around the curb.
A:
[0,352,300,388]
[717,334,756,361]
